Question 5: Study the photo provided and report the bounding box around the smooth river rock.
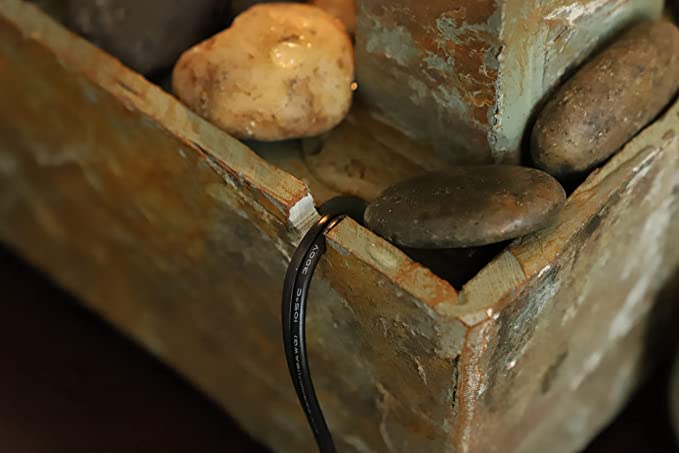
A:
[173,3,354,141]
[68,0,230,75]
[531,20,679,179]
[364,166,566,249]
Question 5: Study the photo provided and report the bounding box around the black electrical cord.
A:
[282,196,366,453]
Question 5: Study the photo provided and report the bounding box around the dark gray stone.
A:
[67,0,230,75]
[364,165,566,248]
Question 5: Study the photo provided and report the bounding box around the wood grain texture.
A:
[1,1,678,452]
[0,2,460,452]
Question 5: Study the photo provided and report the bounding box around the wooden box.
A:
[0,1,678,452]
[356,0,664,163]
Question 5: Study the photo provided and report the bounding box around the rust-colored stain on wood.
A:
[357,0,502,163]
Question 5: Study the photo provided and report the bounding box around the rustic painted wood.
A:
[0,2,460,452]
[355,0,664,164]
[1,2,678,453]
[453,102,679,452]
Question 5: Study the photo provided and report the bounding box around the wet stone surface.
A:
[364,165,566,249]
[532,20,679,180]
[67,0,230,75]
[173,3,354,141]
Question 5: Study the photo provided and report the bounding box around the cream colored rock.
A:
[310,0,356,34]
[173,3,355,141]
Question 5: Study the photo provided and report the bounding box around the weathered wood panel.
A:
[452,102,679,452]
[0,2,460,452]
[356,0,663,163]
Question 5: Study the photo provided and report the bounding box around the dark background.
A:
[1,246,676,452]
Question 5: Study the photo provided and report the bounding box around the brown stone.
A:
[173,3,355,141]
[364,166,566,248]
[531,20,679,179]
[67,0,230,75]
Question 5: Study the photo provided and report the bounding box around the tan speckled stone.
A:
[173,3,354,141]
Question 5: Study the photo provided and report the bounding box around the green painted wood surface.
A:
[356,0,664,164]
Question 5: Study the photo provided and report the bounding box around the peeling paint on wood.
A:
[356,0,663,164]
